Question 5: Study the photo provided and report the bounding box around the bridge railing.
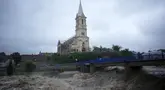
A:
[54,53,165,69]
[76,56,137,65]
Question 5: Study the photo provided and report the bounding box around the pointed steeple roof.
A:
[77,0,85,17]
[58,40,61,45]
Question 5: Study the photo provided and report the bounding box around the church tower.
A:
[75,0,89,52]
[57,40,61,54]
[57,0,90,54]
[75,0,87,36]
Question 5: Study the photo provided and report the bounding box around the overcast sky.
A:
[0,0,165,54]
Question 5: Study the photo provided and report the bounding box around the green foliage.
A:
[120,48,133,56]
[70,52,100,60]
[0,52,6,56]
[7,60,14,76]
[24,60,36,72]
[158,49,165,52]
[93,46,111,52]
[93,46,101,52]
[52,51,121,64]
[52,54,72,64]
[52,44,138,64]
[0,52,7,62]
[47,56,51,61]
[11,52,21,65]
[52,52,99,64]
[112,45,122,52]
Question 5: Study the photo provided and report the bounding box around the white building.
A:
[57,1,90,55]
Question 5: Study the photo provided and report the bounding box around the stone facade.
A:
[57,1,90,55]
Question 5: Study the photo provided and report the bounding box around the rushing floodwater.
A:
[0,66,165,90]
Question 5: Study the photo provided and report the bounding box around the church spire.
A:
[77,0,85,17]
[58,40,61,45]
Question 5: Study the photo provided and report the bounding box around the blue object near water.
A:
[76,56,137,65]
[55,64,60,69]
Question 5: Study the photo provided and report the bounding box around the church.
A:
[57,1,90,55]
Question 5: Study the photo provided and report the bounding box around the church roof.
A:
[60,36,75,48]
[58,40,61,45]
[58,36,75,49]
[77,0,85,17]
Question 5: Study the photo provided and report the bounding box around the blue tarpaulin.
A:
[76,56,137,65]
[55,64,60,69]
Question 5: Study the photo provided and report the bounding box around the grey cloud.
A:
[139,10,165,49]
[0,0,63,53]
[116,0,165,50]
[0,0,165,54]
[115,0,165,16]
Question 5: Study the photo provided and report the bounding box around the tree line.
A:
[0,52,21,66]
[51,45,135,64]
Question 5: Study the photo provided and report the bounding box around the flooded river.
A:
[0,66,165,90]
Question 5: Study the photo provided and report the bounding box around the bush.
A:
[6,60,14,76]
[11,52,21,65]
[24,60,36,72]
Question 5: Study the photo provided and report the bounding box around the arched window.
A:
[81,32,85,35]
[82,19,83,24]
[82,42,85,52]
[82,42,85,45]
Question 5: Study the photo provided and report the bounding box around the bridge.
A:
[73,56,165,80]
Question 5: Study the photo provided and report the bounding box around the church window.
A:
[82,42,85,47]
[72,49,76,52]
[76,20,78,25]
[82,48,85,52]
[82,19,83,24]
[81,32,85,35]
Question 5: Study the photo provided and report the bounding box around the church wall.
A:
[75,36,89,52]
[76,29,87,36]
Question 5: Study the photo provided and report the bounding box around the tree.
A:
[101,47,111,52]
[0,52,7,62]
[7,59,14,76]
[47,56,51,61]
[0,52,6,56]
[24,60,36,72]
[93,46,111,52]
[11,52,21,65]
[120,48,133,56]
[93,46,100,52]
[112,45,122,52]
[158,49,165,52]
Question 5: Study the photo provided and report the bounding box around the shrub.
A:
[6,60,14,76]
[24,60,36,72]
[11,52,21,65]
